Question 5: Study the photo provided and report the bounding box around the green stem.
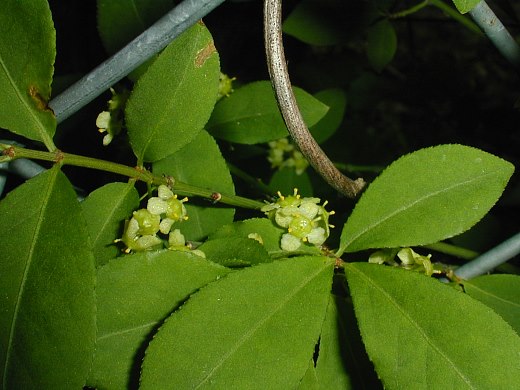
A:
[334,162,384,174]
[384,0,481,35]
[227,163,274,195]
[429,0,483,35]
[388,0,430,19]
[1,144,265,210]
[422,241,479,260]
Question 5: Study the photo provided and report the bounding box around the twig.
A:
[429,0,482,35]
[1,143,265,210]
[263,0,365,198]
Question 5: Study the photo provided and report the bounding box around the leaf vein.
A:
[3,169,57,385]
[195,263,330,388]
[466,284,520,308]
[350,265,474,387]
[346,170,499,249]
[97,321,158,342]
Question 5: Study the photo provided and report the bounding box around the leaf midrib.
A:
[3,169,57,386]
[91,184,135,248]
[349,265,474,387]
[195,261,331,388]
[129,0,147,32]
[345,169,499,251]
[139,30,202,160]
[466,282,520,309]
[210,93,326,127]
[97,321,157,342]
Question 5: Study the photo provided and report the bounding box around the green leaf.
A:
[366,19,397,72]
[87,250,229,390]
[449,213,501,252]
[298,359,320,389]
[451,0,480,14]
[126,22,220,162]
[0,166,96,388]
[463,274,520,334]
[282,0,350,46]
[140,256,335,389]
[153,130,235,241]
[97,0,175,79]
[198,237,272,267]
[210,217,322,257]
[310,88,347,144]
[317,290,382,389]
[97,0,175,54]
[340,145,515,254]
[345,263,520,388]
[207,80,329,144]
[0,0,56,150]
[81,182,140,266]
[314,296,353,389]
[269,168,313,197]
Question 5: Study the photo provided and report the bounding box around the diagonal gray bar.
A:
[49,0,226,123]
[469,1,520,68]
[455,231,520,280]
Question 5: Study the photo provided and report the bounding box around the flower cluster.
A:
[261,189,334,251]
[117,185,203,256]
[369,247,440,276]
[96,87,129,146]
[267,138,309,175]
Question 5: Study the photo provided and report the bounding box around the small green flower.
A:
[132,209,161,235]
[217,72,236,100]
[281,233,302,252]
[95,87,128,146]
[368,247,439,276]
[397,248,436,276]
[273,206,298,228]
[267,137,309,175]
[298,199,320,220]
[288,214,313,239]
[268,138,294,168]
[116,185,191,253]
[306,227,326,246]
[147,185,188,234]
[368,248,399,265]
[262,189,334,251]
[96,111,118,146]
[117,209,162,252]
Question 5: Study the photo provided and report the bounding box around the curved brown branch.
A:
[263,0,365,198]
